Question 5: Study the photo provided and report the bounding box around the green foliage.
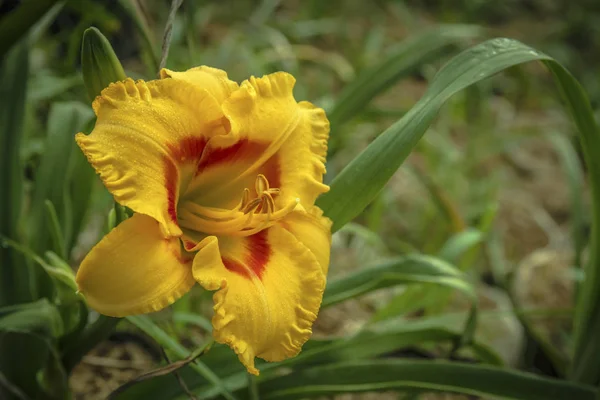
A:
[327,24,480,130]
[0,0,60,58]
[4,2,600,400]
[0,17,121,399]
[81,27,127,100]
[28,102,94,258]
[251,359,597,400]
[319,38,550,232]
[0,41,31,307]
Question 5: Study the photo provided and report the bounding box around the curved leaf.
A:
[254,360,596,400]
[0,41,31,306]
[323,254,474,307]
[316,37,600,382]
[327,24,481,129]
[0,0,59,58]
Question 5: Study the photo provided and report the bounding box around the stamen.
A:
[178,208,250,232]
[255,174,269,194]
[178,174,298,237]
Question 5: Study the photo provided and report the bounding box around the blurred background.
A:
[2,0,600,398]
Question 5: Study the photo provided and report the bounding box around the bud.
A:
[81,27,126,101]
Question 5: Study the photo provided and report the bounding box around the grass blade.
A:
[116,0,160,73]
[547,133,586,270]
[438,229,484,264]
[323,254,478,347]
[126,315,237,400]
[28,102,93,258]
[317,39,555,232]
[254,359,596,400]
[111,317,501,399]
[323,255,473,307]
[315,38,600,383]
[327,25,481,130]
[0,41,32,306]
[0,0,59,58]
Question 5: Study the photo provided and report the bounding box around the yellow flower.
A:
[75,67,332,374]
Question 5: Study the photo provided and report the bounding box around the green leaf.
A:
[126,315,237,400]
[108,340,214,399]
[0,236,76,302]
[28,1,66,44]
[116,0,160,73]
[0,371,29,400]
[548,132,586,270]
[323,254,478,348]
[0,237,83,340]
[44,200,66,259]
[28,72,81,102]
[27,102,94,258]
[327,24,481,129]
[437,228,484,264]
[422,228,486,318]
[0,0,60,58]
[66,118,97,253]
[0,41,32,306]
[0,299,63,337]
[81,27,127,100]
[317,37,600,383]
[283,317,502,368]
[173,312,213,332]
[252,360,596,400]
[0,331,68,400]
[318,39,555,232]
[323,254,474,307]
[112,317,501,399]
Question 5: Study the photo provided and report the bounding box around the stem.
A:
[44,200,66,259]
[158,0,184,74]
[248,373,260,400]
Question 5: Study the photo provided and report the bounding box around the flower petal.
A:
[185,72,329,210]
[192,224,325,375]
[160,66,239,105]
[76,214,195,317]
[76,78,226,236]
[282,206,332,275]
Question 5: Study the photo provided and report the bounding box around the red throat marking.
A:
[222,230,271,280]
[164,137,208,223]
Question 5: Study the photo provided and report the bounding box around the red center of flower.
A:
[163,135,288,281]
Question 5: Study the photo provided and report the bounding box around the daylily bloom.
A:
[75,66,331,374]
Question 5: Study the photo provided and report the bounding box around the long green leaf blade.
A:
[0,41,31,306]
[323,254,472,307]
[316,38,600,383]
[126,315,237,400]
[113,317,501,399]
[548,133,586,270]
[323,254,478,347]
[327,24,480,129]
[317,39,554,232]
[0,0,59,58]
[28,102,94,257]
[254,360,596,400]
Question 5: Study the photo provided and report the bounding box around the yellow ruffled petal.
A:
[183,72,329,211]
[76,214,195,317]
[218,72,329,208]
[282,206,332,275]
[160,66,239,105]
[192,224,325,375]
[76,78,226,236]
